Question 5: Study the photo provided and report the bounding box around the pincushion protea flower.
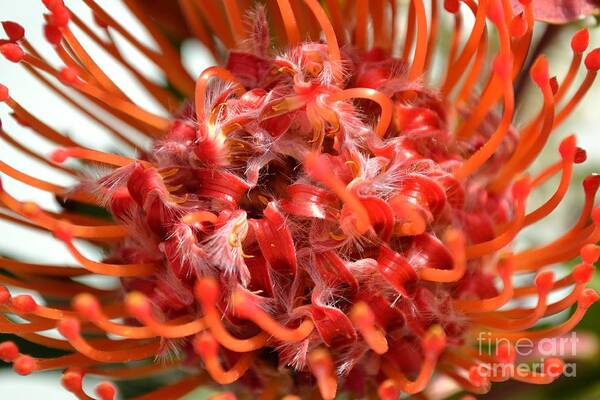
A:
[0,0,599,398]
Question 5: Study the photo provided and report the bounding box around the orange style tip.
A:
[2,21,25,41]
[512,177,531,200]
[308,348,333,368]
[48,6,70,27]
[95,382,117,400]
[72,293,101,318]
[468,365,488,388]
[0,43,24,63]
[194,277,219,305]
[529,55,549,87]
[534,271,554,292]
[580,243,600,264]
[444,228,465,247]
[57,318,81,340]
[0,83,8,102]
[0,285,9,304]
[444,0,460,13]
[573,263,594,284]
[377,379,400,400]
[460,396,478,400]
[496,342,515,364]
[549,76,559,95]
[11,294,38,314]
[125,292,151,317]
[13,355,37,375]
[50,148,70,163]
[193,333,219,357]
[580,289,599,309]
[423,325,446,354]
[0,341,19,362]
[543,358,565,378]
[558,135,577,160]
[584,48,600,72]
[61,370,83,392]
[43,0,64,13]
[583,174,600,194]
[58,67,79,86]
[571,29,590,54]
[510,13,527,39]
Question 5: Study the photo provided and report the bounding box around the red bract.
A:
[0,1,599,399]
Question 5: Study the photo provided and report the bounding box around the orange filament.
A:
[178,0,219,61]
[454,257,514,313]
[0,128,77,176]
[442,0,488,94]
[513,358,565,385]
[381,326,446,394]
[193,332,256,384]
[0,317,55,334]
[223,0,246,44]
[323,0,347,45]
[87,361,177,379]
[3,97,75,147]
[370,0,387,49]
[354,0,368,52]
[303,0,341,76]
[125,292,206,338]
[58,318,160,363]
[514,207,600,271]
[308,348,337,400]
[408,0,428,80]
[0,192,119,238]
[130,375,209,400]
[424,0,439,74]
[454,33,488,106]
[350,302,389,354]
[485,289,598,341]
[51,147,143,168]
[454,58,514,179]
[304,152,371,234]
[73,293,156,339]
[62,28,124,96]
[523,137,576,226]
[232,289,315,342]
[276,0,300,46]
[554,70,597,127]
[472,271,553,330]
[0,159,70,197]
[0,257,87,277]
[61,236,156,277]
[466,179,529,259]
[195,279,269,352]
[490,58,555,191]
[84,0,195,97]
[402,1,416,61]
[195,67,245,122]
[419,229,466,282]
[327,88,393,137]
[73,80,169,134]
